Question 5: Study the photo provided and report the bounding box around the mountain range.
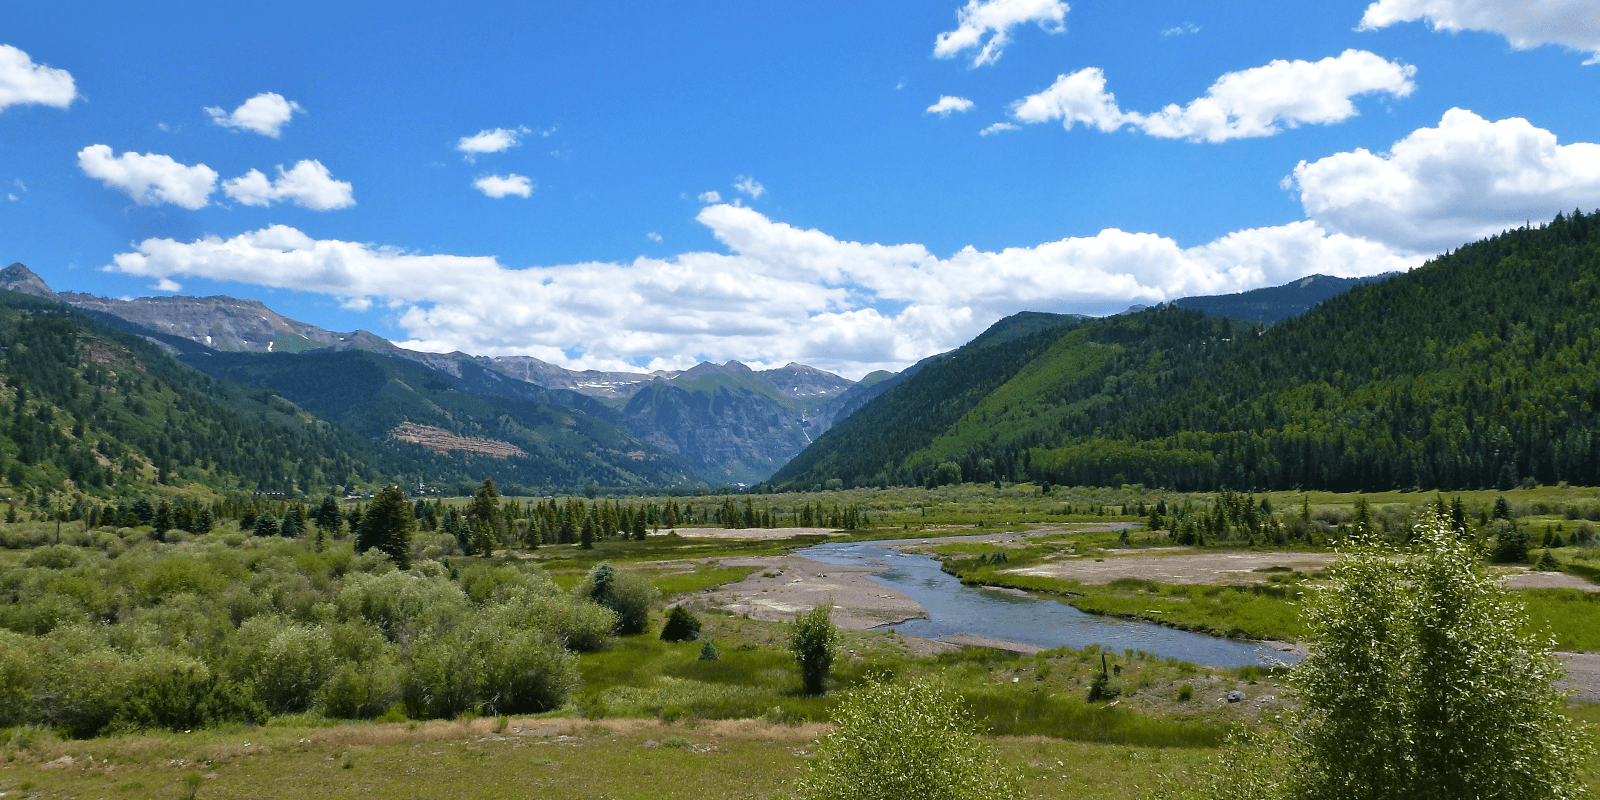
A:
[777,211,1600,494]
[0,250,1420,494]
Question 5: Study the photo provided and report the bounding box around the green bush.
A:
[795,678,1019,800]
[789,602,838,695]
[225,616,336,714]
[111,658,264,733]
[576,563,658,636]
[320,658,403,719]
[660,606,702,642]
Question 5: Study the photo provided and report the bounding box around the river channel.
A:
[797,537,1296,668]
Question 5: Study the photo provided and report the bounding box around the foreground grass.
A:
[0,716,1223,800]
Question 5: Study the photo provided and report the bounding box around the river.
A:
[797,537,1296,668]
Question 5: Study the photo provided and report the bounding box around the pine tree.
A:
[466,478,504,557]
[358,485,415,569]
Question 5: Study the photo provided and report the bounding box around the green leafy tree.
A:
[795,678,1019,800]
[789,601,838,695]
[1287,517,1588,800]
[356,486,415,569]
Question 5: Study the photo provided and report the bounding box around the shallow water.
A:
[798,537,1296,668]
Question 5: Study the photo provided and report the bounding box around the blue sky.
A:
[2,0,1599,377]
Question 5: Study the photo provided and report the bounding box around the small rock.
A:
[1226,690,1247,703]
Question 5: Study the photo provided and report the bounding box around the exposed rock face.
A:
[388,422,526,459]
[58,293,345,353]
[0,263,58,300]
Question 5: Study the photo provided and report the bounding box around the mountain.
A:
[0,263,58,301]
[776,210,1600,493]
[0,287,434,496]
[1168,273,1396,324]
[37,269,859,483]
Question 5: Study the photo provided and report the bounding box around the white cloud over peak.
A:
[1013,50,1415,142]
[926,95,976,116]
[734,175,766,198]
[1292,108,1600,253]
[104,206,1415,378]
[1360,0,1600,64]
[77,145,218,209]
[473,173,534,198]
[935,0,1069,66]
[0,44,76,112]
[205,92,303,137]
[457,127,531,161]
[222,160,355,210]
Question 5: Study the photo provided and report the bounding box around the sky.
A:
[2,0,1599,379]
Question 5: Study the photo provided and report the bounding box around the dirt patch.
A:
[1557,652,1600,703]
[936,634,1042,654]
[704,555,924,629]
[1498,569,1600,592]
[388,422,525,459]
[1003,550,1335,586]
[674,527,839,540]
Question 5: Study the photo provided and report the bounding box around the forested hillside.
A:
[0,290,402,496]
[777,210,1600,494]
[185,349,695,489]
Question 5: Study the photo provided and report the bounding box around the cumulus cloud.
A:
[457,127,530,161]
[1012,50,1415,142]
[222,160,355,210]
[1291,108,1600,253]
[473,173,534,198]
[0,44,76,112]
[77,145,218,209]
[698,191,723,203]
[1360,0,1600,64]
[935,0,1069,66]
[104,207,1415,378]
[927,95,976,116]
[205,92,303,137]
[734,175,766,198]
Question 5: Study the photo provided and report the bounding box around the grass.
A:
[0,715,1225,800]
[1522,589,1600,652]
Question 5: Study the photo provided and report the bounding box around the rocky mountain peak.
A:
[0,263,58,300]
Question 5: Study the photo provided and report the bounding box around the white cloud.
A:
[222,160,355,210]
[205,92,303,137]
[1360,0,1600,64]
[698,191,723,203]
[926,95,976,116]
[457,127,531,161]
[734,175,766,198]
[980,122,1020,136]
[105,207,1415,379]
[935,0,1069,67]
[1292,108,1600,253]
[76,145,218,209]
[154,278,181,292]
[1162,22,1201,36]
[647,232,663,242]
[0,44,76,112]
[473,173,534,199]
[1012,50,1415,142]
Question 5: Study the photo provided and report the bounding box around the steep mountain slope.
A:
[1170,273,1395,324]
[780,210,1600,493]
[771,313,1091,489]
[0,289,418,496]
[179,349,695,489]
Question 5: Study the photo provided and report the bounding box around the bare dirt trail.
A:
[702,555,926,629]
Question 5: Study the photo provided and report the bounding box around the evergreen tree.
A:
[465,478,504,557]
[357,485,415,569]
[314,496,342,533]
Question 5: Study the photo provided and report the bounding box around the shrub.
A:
[789,602,838,695]
[225,616,336,714]
[111,658,264,733]
[576,564,658,636]
[1177,683,1194,701]
[320,658,402,719]
[795,678,1019,800]
[1490,520,1531,563]
[699,641,719,660]
[660,606,702,642]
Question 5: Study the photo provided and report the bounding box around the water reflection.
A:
[799,538,1296,668]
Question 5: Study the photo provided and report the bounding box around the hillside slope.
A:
[778,210,1600,493]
